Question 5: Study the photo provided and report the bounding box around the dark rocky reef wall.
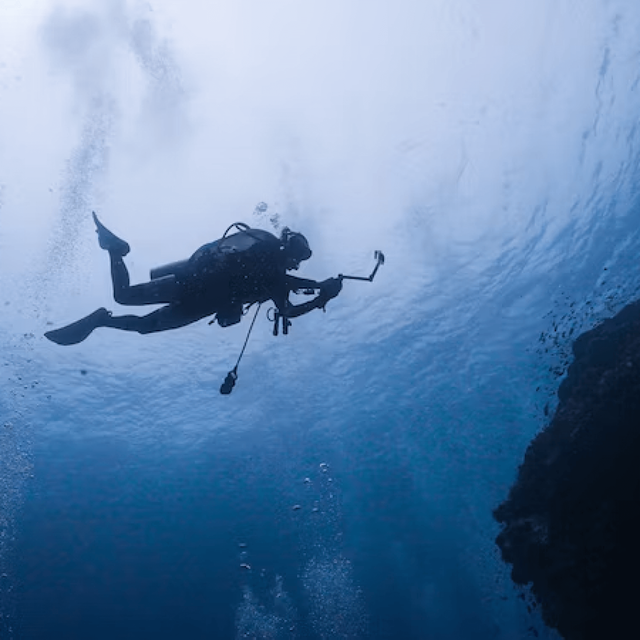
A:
[494,299,640,640]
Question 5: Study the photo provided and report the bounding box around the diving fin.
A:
[45,308,112,346]
[92,211,130,256]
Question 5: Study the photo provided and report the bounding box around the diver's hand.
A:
[316,277,342,308]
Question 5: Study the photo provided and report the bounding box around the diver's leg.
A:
[104,304,212,335]
[109,253,181,306]
[92,211,177,306]
[109,252,130,299]
[45,308,112,345]
[45,304,212,345]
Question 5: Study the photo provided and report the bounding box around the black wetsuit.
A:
[44,223,336,345]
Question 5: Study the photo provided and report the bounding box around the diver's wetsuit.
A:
[106,229,318,333]
[45,220,337,345]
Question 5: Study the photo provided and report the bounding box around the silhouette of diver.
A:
[45,212,342,346]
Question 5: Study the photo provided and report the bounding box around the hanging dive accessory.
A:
[220,369,237,395]
[219,303,262,395]
[268,308,292,336]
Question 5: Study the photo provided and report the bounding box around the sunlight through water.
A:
[2,1,640,638]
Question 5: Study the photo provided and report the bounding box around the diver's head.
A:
[281,227,312,270]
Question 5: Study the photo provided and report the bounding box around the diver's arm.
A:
[270,282,324,319]
[273,276,342,318]
[280,296,325,318]
[284,274,322,292]
[276,274,323,317]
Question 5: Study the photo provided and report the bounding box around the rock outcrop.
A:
[494,299,640,639]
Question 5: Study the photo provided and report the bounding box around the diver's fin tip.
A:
[92,213,130,256]
[44,308,111,346]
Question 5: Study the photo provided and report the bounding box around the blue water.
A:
[3,1,640,639]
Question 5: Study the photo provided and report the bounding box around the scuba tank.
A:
[149,224,278,280]
[150,260,189,280]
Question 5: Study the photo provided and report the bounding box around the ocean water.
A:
[2,1,640,639]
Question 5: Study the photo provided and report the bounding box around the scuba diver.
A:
[44,212,343,346]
